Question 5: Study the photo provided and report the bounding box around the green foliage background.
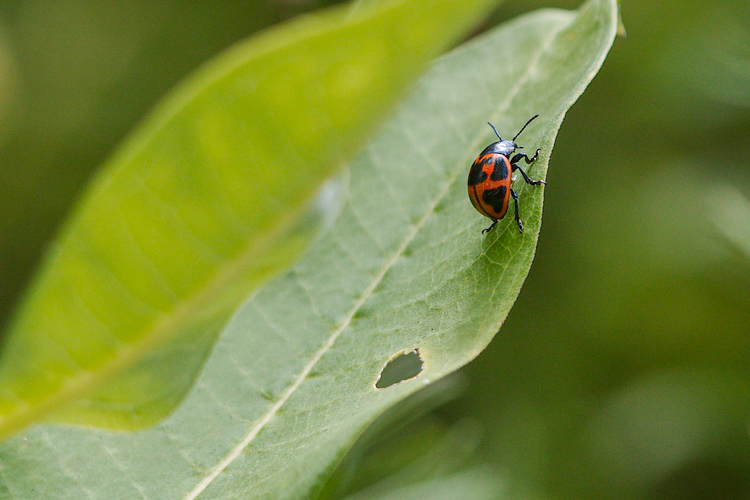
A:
[1,0,749,499]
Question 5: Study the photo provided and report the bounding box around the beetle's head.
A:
[486,115,539,157]
[492,140,517,157]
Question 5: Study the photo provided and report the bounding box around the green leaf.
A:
[0,0,498,439]
[0,0,618,498]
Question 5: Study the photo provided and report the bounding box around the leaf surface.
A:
[0,0,618,498]
[0,0,497,438]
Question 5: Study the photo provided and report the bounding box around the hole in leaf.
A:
[375,349,423,389]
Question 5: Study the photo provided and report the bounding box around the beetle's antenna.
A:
[487,122,502,141]
[512,114,539,141]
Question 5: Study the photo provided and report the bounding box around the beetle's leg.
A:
[512,164,546,186]
[482,219,498,234]
[510,148,540,165]
[511,189,523,233]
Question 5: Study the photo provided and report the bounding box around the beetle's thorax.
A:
[481,140,517,157]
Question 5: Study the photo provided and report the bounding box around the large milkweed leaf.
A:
[0,0,618,498]
[0,0,500,439]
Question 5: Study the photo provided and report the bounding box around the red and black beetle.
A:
[467,115,545,234]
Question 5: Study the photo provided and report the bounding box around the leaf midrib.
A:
[183,17,568,498]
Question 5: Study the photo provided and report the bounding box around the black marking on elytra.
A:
[482,185,507,214]
[470,184,494,219]
[489,157,509,181]
[467,161,488,186]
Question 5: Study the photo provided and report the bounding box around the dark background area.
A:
[454,0,750,498]
[1,1,749,498]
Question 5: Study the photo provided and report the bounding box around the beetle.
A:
[467,115,546,234]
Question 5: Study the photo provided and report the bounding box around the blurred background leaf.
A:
[0,1,310,328]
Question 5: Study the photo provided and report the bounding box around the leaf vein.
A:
[183,20,568,498]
